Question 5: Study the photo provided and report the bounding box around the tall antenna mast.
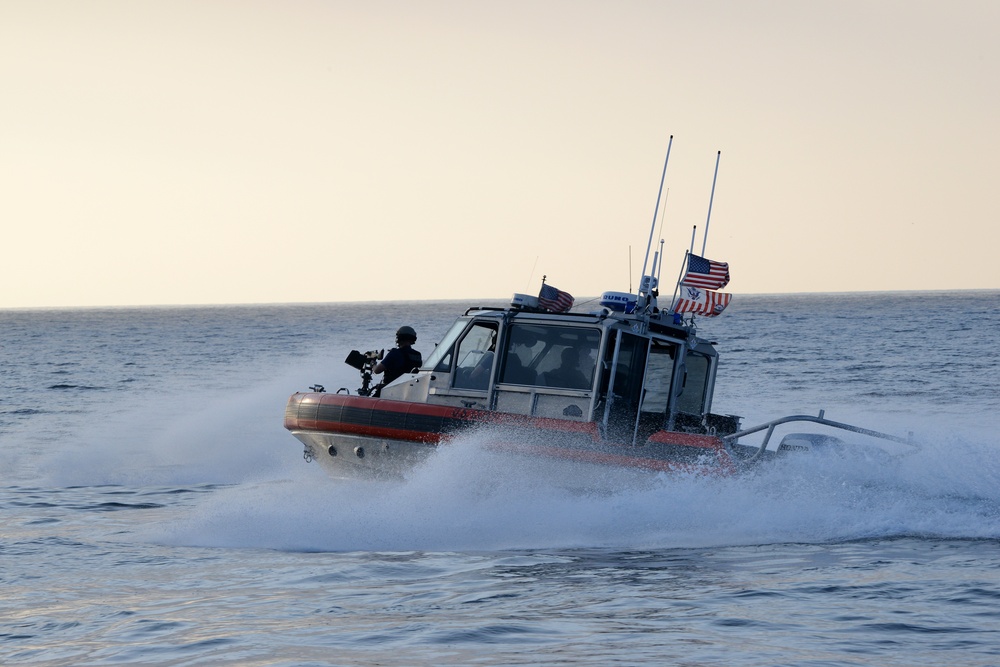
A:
[638,135,673,307]
[700,150,721,256]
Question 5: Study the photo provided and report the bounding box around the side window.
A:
[535,328,601,391]
[498,324,600,390]
[498,324,543,385]
[453,322,498,390]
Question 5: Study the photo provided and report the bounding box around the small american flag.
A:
[538,284,574,313]
[681,253,730,290]
[673,285,731,317]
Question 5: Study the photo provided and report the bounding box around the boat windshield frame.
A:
[423,317,473,371]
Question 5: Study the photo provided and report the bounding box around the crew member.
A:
[373,325,422,395]
[543,347,590,389]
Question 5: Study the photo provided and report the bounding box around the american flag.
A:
[538,284,574,313]
[681,253,730,290]
[673,285,732,317]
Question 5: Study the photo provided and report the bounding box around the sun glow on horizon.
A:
[2,1,997,309]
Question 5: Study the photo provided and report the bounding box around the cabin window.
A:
[452,322,498,390]
[498,324,541,385]
[676,351,711,415]
[499,324,600,391]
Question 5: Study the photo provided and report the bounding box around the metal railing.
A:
[721,410,917,462]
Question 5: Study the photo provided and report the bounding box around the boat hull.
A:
[290,430,439,480]
[284,392,735,480]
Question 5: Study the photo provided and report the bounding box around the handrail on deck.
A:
[721,410,916,463]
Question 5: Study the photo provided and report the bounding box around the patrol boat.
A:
[283,283,913,481]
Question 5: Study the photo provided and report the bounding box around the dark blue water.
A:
[2,293,999,665]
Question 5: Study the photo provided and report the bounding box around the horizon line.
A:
[2,287,998,312]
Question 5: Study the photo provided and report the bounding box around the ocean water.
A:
[2,292,999,666]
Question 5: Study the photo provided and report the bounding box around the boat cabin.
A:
[381,301,738,444]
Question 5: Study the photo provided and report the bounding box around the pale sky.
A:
[2,0,998,308]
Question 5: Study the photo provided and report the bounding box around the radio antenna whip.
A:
[525,256,539,292]
[638,135,673,308]
[700,151,721,256]
[651,188,670,297]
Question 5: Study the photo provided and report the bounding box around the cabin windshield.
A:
[499,323,600,391]
[425,318,470,371]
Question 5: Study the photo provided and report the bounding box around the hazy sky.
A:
[3,1,998,308]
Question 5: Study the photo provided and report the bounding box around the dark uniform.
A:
[374,325,422,396]
[379,346,423,386]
